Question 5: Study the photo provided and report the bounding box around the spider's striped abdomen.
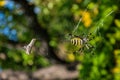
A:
[71,37,83,46]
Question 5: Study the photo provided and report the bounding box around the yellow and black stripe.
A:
[71,37,83,46]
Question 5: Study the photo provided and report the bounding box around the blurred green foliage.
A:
[0,0,120,80]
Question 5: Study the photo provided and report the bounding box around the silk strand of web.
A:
[72,7,88,34]
[94,9,114,34]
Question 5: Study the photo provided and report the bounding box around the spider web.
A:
[93,10,114,35]
[72,7,88,34]
[71,7,115,55]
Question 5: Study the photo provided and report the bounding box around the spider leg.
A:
[88,44,95,55]
[85,44,90,49]
[85,43,95,54]
[74,46,84,55]
[78,48,83,53]
[91,45,96,55]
